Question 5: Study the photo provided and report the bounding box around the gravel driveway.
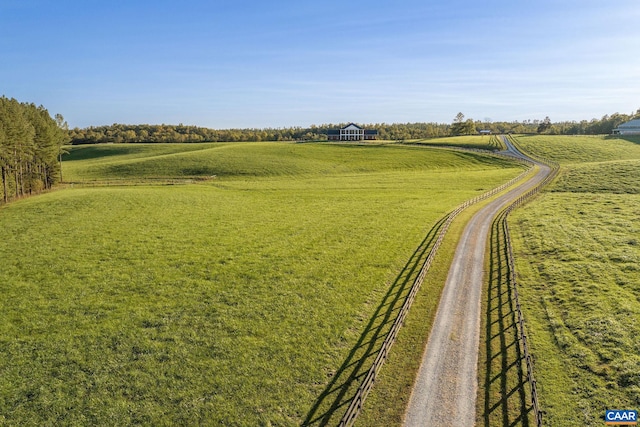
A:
[403,140,551,426]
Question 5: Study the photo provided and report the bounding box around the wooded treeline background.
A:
[68,122,451,143]
[0,96,68,203]
[68,110,640,144]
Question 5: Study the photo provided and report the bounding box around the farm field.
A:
[509,135,640,426]
[61,140,507,182]
[0,142,524,426]
[407,134,505,151]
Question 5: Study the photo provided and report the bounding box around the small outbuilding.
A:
[613,119,640,135]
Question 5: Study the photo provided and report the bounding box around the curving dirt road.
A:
[403,139,551,426]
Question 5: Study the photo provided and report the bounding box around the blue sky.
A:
[1,0,639,129]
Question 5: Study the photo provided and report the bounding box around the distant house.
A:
[613,119,640,135]
[479,129,492,135]
[327,123,378,141]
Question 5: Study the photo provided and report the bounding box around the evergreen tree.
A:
[0,96,68,203]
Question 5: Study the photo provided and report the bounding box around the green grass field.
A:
[508,135,640,426]
[0,142,524,426]
[406,134,506,151]
[63,141,508,182]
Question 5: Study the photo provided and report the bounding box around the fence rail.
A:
[338,154,535,427]
[500,135,560,427]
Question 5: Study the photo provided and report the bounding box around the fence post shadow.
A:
[302,217,447,426]
[482,210,533,427]
[303,156,538,426]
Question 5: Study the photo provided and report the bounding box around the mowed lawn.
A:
[509,135,640,426]
[0,142,523,425]
[409,134,506,151]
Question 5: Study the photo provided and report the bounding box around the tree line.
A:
[68,110,640,145]
[450,110,640,136]
[539,111,640,135]
[67,122,455,144]
[0,96,68,203]
[65,121,507,143]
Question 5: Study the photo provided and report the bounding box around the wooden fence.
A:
[338,154,534,427]
[500,135,559,427]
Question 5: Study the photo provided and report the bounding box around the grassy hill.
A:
[407,134,506,151]
[63,141,511,181]
[0,141,524,426]
[509,135,640,426]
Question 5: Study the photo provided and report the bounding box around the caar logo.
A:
[605,410,638,425]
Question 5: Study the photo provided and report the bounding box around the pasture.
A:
[406,134,506,151]
[0,142,524,426]
[509,135,640,426]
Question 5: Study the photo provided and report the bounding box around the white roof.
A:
[617,119,640,129]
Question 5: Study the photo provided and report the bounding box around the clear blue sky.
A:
[2,0,639,129]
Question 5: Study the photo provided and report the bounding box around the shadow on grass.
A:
[605,135,640,145]
[302,216,448,426]
[481,210,532,427]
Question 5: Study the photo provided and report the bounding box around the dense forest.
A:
[0,96,68,203]
[68,110,640,144]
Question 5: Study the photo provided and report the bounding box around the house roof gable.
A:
[342,123,363,130]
